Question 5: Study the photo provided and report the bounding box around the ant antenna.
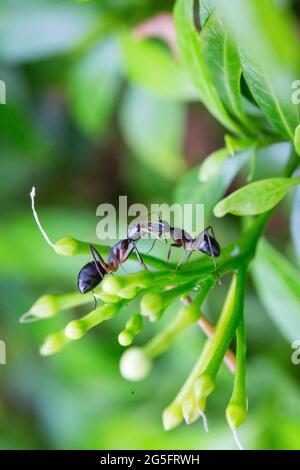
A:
[92,292,98,310]
[30,186,55,249]
[204,229,221,285]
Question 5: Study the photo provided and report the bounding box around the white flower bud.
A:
[119,347,152,381]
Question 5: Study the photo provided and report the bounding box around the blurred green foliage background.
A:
[1,0,300,450]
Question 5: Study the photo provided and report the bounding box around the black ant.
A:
[133,219,221,270]
[29,186,146,303]
[78,220,221,304]
[77,233,147,301]
[77,244,107,295]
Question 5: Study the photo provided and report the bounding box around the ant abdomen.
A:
[77,261,106,294]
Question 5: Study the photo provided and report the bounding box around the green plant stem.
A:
[200,268,246,382]
[144,280,214,359]
[230,315,247,407]
[55,236,175,269]
[226,313,247,431]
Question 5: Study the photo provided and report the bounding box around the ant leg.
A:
[92,291,98,310]
[186,251,193,263]
[203,230,217,270]
[205,225,216,238]
[132,242,148,270]
[106,245,127,273]
[167,246,172,264]
[146,238,157,254]
[145,231,166,254]
[203,230,221,284]
[89,244,106,277]
[175,252,188,270]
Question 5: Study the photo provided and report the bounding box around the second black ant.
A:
[78,219,221,304]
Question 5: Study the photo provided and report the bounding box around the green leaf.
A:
[122,34,198,101]
[174,0,241,135]
[214,177,300,217]
[0,2,96,64]
[294,124,300,157]
[68,38,122,137]
[221,0,299,140]
[199,137,255,183]
[199,0,218,27]
[200,10,255,133]
[290,172,300,261]
[252,239,300,342]
[119,86,185,180]
[174,149,250,223]
[198,148,229,183]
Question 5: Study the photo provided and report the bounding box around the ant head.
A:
[127,222,141,241]
[198,233,221,257]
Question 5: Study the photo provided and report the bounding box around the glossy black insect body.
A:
[77,260,106,294]
[77,239,147,298]
[197,230,220,258]
[133,219,221,271]
[77,244,107,294]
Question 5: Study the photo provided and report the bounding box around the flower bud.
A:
[64,320,86,340]
[194,374,215,399]
[119,347,152,381]
[65,303,120,340]
[96,291,120,304]
[226,401,248,429]
[39,331,69,356]
[118,330,133,347]
[182,396,199,424]
[162,403,183,431]
[20,295,58,322]
[177,304,199,325]
[126,313,143,332]
[102,276,124,295]
[140,293,163,321]
[118,314,143,346]
[118,287,138,299]
[54,237,83,256]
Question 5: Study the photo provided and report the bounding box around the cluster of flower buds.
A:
[25,189,248,449]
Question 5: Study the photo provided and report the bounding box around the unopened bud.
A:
[119,347,152,381]
[162,403,183,431]
[65,303,120,340]
[194,375,215,399]
[182,396,199,424]
[102,276,124,295]
[118,287,138,299]
[140,293,163,321]
[177,304,199,324]
[20,295,58,323]
[118,314,143,346]
[118,330,133,347]
[54,237,82,256]
[40,331,69,356]
[226,401,248,429]
[64,320,86,340]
